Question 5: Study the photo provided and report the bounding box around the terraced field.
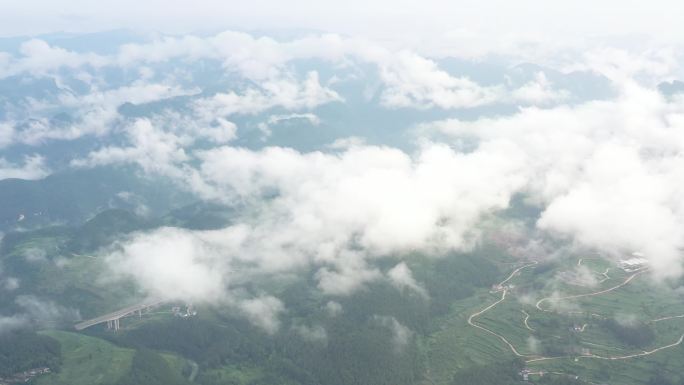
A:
[425,254,684,385]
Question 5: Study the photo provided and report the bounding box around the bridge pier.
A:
[105,319,121,331]
[74,299,163,331]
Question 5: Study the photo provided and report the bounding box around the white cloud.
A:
[325,301,343,317]
[257,113,321,139]
[14,295,81,325]
[2,277,19,291]
[510,72,570,105]
[543,291,582,314]
[105,227,228,303]
[239,295,285,334]
[3,27,684,323]
[101,137,529,313]
[198,118,238,144]
[379,51,502,109]
[426,83,684,278]
[556,265,599,288]
[527,336,541,354]
[195,142,525,256]
[328,136,367,150]
[316,255,382,296]
[0,295,81,334]
[0,315,25,335]
[193,71,341,119]
[386,262,428,298]
[0,122,14,148]
[374,315,413,352]
[563,48,680,84]
[72,119,191,176]
[5,39,107,77]
[21,247,48,263]
[291,322,328,344]
[59,82,199,108]
[538,145,684,277]
[5,1,684,64]
[1,80,200,149]
[0,155,50,180]
[0,29,586,136]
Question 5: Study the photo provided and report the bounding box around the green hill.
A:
[0,167,192,232]
[35,331,189,385]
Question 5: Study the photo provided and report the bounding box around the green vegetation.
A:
[602,318,655,348]
[6,206,684,385]
[68,209,153,253]
[423,251,684,385]
[0,331,61,376]
[161,202,237,230]
[536,377,590,385]
[64,247,503,385]
[115,348,189,385]
[34,331,190,385]
[197,364,269,385]
[103,317,273,368]
[416,250,502,317]
[35,331,135,385]
[0,224,139,319]
[449,359,524,385]
[0,167,192,232]
[0,218,514,385]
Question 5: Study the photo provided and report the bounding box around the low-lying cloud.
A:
[426,85,684,278]
[97,81,684,334]
[2,28,684,333]
[0,296,81,335]
[0,156,50,180]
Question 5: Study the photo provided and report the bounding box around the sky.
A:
[3,1,684,52]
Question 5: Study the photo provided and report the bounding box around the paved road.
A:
[584,334,684,360]
[528,333,684,363]
[467,262,538,358]
[187,360,199,382]
[466,261,683,366]
[74,299,163,330]
[575,258,611,284]
[535,269,646,312]
[521,310,535,331]
[652,314,684,323]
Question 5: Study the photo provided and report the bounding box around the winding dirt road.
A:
[526,333,684,363]
[583,334,684,360]
[651,314,684,323]
[521,310,535,332]
[467,262,538,358]
[535,269,646,312]
[468,289,529,357]
[467,261,684,366]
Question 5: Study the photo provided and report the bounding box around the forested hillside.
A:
[0,331,61,376]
